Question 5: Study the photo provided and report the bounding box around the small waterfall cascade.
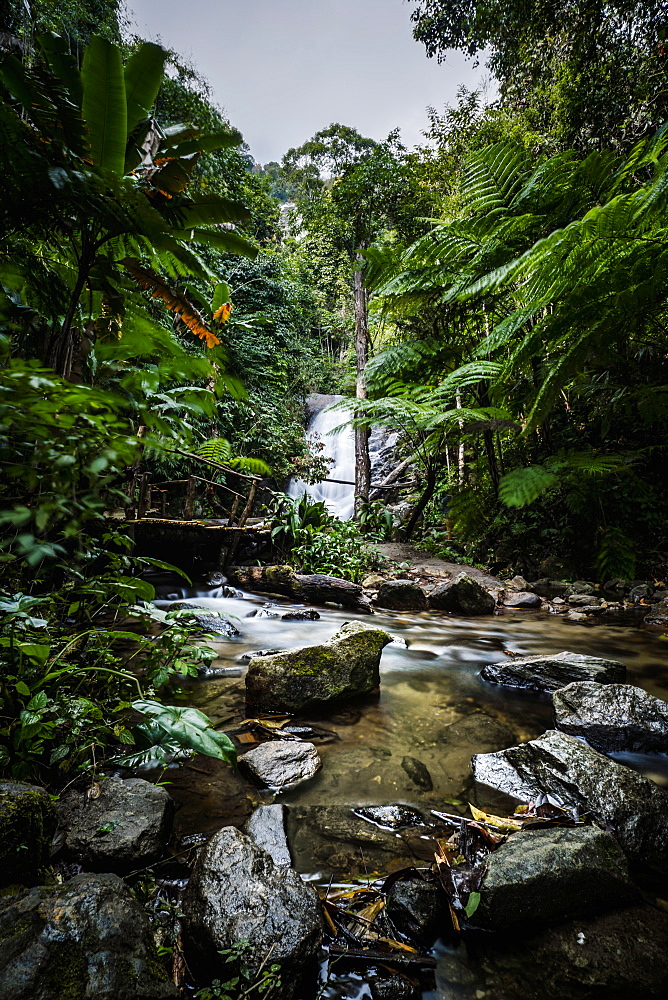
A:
[288,394,356,520]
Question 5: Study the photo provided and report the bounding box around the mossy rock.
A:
[245,621,392,714]
[0,781,56,887]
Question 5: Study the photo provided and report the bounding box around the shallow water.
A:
[156,586,668,998]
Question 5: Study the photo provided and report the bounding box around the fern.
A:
[197,438,233,464]
[498,466,561,507]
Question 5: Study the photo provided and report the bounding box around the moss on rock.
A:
[0,781,57,887]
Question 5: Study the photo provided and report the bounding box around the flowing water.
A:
[288,395,356,519]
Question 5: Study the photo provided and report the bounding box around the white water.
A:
[288,395,356,520]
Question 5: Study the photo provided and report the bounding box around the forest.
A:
[2,2,668,999]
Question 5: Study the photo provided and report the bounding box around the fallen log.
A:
[229,564,373,613]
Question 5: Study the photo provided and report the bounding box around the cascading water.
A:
[288,394,356,520]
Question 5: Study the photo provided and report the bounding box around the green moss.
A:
[0,783,57,885]
[286,649,338,676]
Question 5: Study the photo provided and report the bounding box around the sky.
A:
[125,0,490,164]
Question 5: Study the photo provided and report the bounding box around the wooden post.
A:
[184,476,196,520]
[227,496,240,526]
[237,481,257,529]
[137,473,151,519]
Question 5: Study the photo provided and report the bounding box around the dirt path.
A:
[376,542,506,591]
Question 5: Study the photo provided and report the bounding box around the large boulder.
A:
[553,681,668,753]
[472,730,668,870]
[240,740,321,789]
[481,651,626,693]
[428,573,496,615]
[245,620,392,714]
[229,565,373,613]
[475,826,637,930]
[476,904,668,1000]
[182,826,322,999]
[0,873,177,999]
[376,580,428,611]
[0,781,56,886]
[56,777,174,872]
[244,805,291,866]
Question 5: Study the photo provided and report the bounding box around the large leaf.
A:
[187,227,258,259]
[38,32,83,107]
[168,194,251,228]
[81,35,127,175]
[123,41,167,135]
[131,699,236,764]
[166,128,244,156]
[122,258,221,348]
[498,465,560,507]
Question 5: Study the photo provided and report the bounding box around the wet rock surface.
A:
[281,608,320,620]
[352,804,426,829]
[428,573,496,615]
[472,730,668,869]
[644,599,668,625]
[244,804,291,866]
[183,826,322,999]
[245,620,392,714]
[0,780,56,886]
[477,904,668,1000]
[553,681,668,752]
[386,877,448,945]
[503,591,542,608]
[476,826,637,930]
[167,602,240,637]
[0,872,177,1000]
[376,580,428,611]
[481,651,626,693]
[56,776,174,872]
[401,756,433,790]
[240,740,321,789]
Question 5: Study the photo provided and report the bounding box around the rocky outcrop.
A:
[481,651,626,693]
[553,681,668,752]
[229,565,373,613]
[0,873,177,999]
[376,580,428,611]
[240,741,321,789]
[472,730,668,869]
[475,826,637,930]
[244,805,291,866]
[428,573,496,615]
[0,780,56,886]
[56,777,174,872]
[167,602,240,637]
[245,620,392,714]
[183,827,322,999]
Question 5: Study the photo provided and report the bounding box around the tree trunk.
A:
[404,466,437,541]
[353,266,370,519]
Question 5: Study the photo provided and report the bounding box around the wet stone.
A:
[644,599,668,625]
[472,730,668,870]
[552,681,668,753]
[0,780,57,887]
[428,573,496,615]
[244,804,291,866]
[246,604,281,619]
[167,602,240,637]
[475,826,637,930]
[376,580,428,611]
[370,977,420,1000]
[56,776,174,872]
[239,648,282,663]
[481,651,626,693]
[401,756,434,791]
[503,591,542,608]
[240,740,321,789]
[569,594,601,607]
[353,804,426,829]
[386,877,449,946]
[281,608,320,620]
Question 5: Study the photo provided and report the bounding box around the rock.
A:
[167,602,240,637]
[244,805,291,866]
[475,826,637,931]
[401,756,433,790]
[644,600,668,625]
[246,603,281,619]
[362,573,387,588]
[552,681,668,752]
[376,580,428,611]
[183,827,322,999]
[503,591,542,608]
[386,877,448,945]
[229,565,373,613]
[370,977,419,1000]
[0,781,56,887]
[352,804,425,829]
[0,872,177,999]
[565,610,589,621]
[241,740,321,789]
[281,608,320,620]
[603,577,627,593]
[56,776,174,872]
[205,571,227,586]
[472,730,668,869]
[566,581,596,595]
[428,573,496,615]
[239,648,282,662]
[629,583,654,603]
[245,620,392,714]
[507,575,529,591]
[478,904,668,1000]
[529,578,569,597]
[481,651,626,693]
[569,594,601,606]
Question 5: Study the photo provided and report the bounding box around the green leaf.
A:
[37,32,83,107]
[211,282,232,313]
[81,35,127,175]
[187,227,258,259]
[498,466,560,507]
[464,892,481,918]
[167,129,244,156]
[123,42,167,136]
[170,195,251,228]
[131,700,237,765]
[15,681,31,697]
[16,643,50,665]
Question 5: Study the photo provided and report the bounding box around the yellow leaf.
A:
[213,302,233,324]
[469,803,522,833]
[376,937,418,953]
[122,257,221,348]
[357,898,385,923]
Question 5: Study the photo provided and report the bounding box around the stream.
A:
[154,581,668,999]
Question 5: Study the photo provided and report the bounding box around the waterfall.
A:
[288,394,356,520]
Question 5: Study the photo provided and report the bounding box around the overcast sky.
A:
[125,0,489,163]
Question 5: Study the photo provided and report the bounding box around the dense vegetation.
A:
[2,0,667,790]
